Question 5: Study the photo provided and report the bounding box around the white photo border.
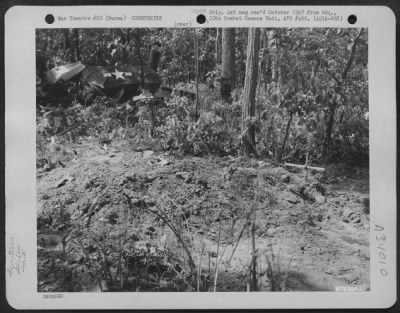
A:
[5,5,396,309]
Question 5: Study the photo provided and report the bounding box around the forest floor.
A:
[37,137,370,292]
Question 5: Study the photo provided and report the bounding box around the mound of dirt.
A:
[37,139,370,292]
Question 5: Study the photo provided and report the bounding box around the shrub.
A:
[154,95,239,156]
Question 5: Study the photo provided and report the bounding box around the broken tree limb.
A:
[284,162,325,172]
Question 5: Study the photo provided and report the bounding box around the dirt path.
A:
[37,139,369,292]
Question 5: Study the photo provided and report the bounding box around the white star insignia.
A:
[103,70,132,80]
[112,69,125,80]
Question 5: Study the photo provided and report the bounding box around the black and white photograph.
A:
[35,27,371,293]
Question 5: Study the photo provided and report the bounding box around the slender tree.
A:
[257,29,265,90]
[148,43,161,72]
[241,28,260,157]
[278,110,294,163]
[122,28,131,63]
[194,29,200,121]
[133,29,145,88]
[215,28,219,64]
[72,29,80,61]
[221,28,235,102]
[62,29,70,52]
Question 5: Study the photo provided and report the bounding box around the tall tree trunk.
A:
[215,28,219,64]
[274,30,282,107]
[134,30,145,88]
[271,30,279,83]
[241,28,260,157]
[236,28,246,87]
[221,28,235,102]
[62,29,70,53]
[278,111,294,162]
[148,45,161,72]
[194,29,200,121]
[257,29,265,90]
[72,29,80,62]
[122,29,131,63]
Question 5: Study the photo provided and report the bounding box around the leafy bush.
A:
[153,94,239,156]
[187,111,237,155]
[331,115,369,166]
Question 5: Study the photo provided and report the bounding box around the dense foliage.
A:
[37,27,368,166]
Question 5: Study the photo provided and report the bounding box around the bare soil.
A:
[37,138,370,292]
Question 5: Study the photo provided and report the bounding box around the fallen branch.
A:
[284,162,325,172]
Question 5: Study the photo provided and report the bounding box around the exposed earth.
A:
[37,138,370,292]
